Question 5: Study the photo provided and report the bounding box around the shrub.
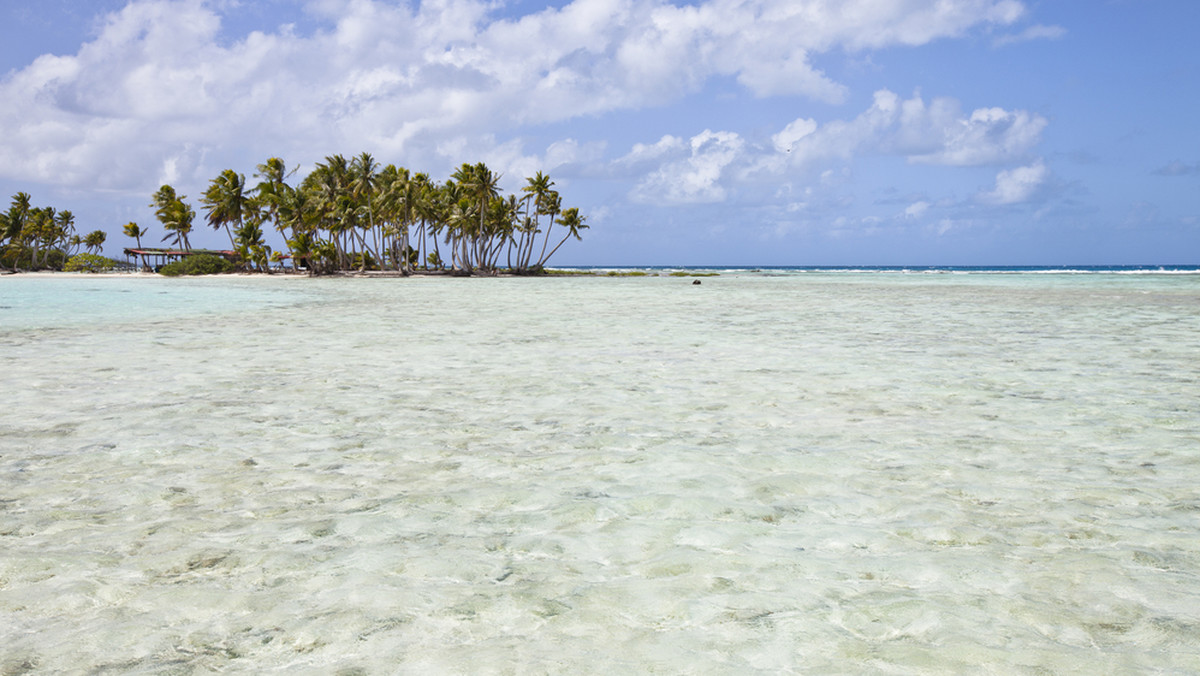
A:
[64,252,119,273]
[159,253,235,276]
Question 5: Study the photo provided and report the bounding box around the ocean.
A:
[2,269,1199,673]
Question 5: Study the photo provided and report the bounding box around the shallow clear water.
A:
[2,272,1200,673]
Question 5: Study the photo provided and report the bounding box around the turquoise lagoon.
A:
[2,270,1199,673]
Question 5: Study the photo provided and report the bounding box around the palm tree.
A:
[486,194,520,270]
[132,159,590,275]
[235,218,269,272]
[423,180,449,270]
[123,222,149,269]
[349,152,382,270]
[83,229,107,255]
[152,185,194,251]
[123,222,145,249]
[253,157,295,239]
[66,234,83,258]
[407,172,433,268]
[518,172,554,271]
[305,154,353,269]
[286,229,315,272]
[378,164,422,272]
[200,169,247,249]
[535,190,562,269]
[410,173,442,269]
[538,207,588,268]
[451,162,502,273]
[54,211,76,260]
[0,212,10,268]
[2,193,31,269]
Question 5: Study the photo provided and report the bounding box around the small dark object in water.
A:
[692,280,701,285]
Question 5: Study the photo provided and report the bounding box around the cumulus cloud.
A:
[0,0,1028,193]
[619,88,1048,207]
[773,118,818,153]
[783,89,1045,167]
[630,130,745,204]
[980,159,1048,204]
[911,106,1048,165]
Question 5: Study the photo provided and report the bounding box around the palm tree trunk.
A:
[537,220,555,267]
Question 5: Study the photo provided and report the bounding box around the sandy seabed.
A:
[3,271,1200,673]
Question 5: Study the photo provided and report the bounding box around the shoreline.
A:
[4,265,1199,280]
[0,269,703,279]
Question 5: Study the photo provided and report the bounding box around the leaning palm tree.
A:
[518,172,554,271]
[83,229,107,255]
[122,222,145,249]
[537,207,588,269]
[152,185,194,251]
[54,211,76,259]
[534,190,562,268]
[123,222,149,269]
[200,169,247,249]
[66,234,83,258]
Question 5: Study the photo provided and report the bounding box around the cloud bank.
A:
[626,90,1047,205]
[0,0,1029,193]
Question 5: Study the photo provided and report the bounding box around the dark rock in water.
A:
[692,279,701,285]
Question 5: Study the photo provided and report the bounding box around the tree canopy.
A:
[2,156,589,275]
[186,155,588,274]
[1,193,82,271]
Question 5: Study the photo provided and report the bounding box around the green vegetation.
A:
[177,155,588,275]
[151,185,195,251]
[1,192,78,271]
[669,271,719,277]
[63,253,120,273]
[5,154,591,276]
[159,254,236,276]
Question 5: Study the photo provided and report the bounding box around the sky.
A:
[1,0,1198,266]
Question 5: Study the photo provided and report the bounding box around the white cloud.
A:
[773,118,818,153]
[630,129,745,204]
[619,135,688,171]
[980,159,1047,204]
[0,0,1029,194]
[785,90,1046,167]
[617,88,1047,209]
[911,106,1048,166]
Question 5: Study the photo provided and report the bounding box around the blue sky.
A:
[2,0,1197,265]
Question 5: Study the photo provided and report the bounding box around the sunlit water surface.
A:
[2,272,1200,674]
